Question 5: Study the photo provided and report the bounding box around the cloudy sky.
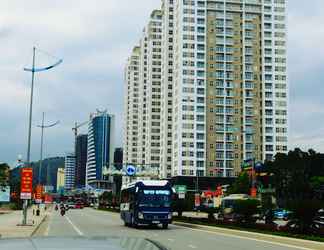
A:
[1,0,323,166]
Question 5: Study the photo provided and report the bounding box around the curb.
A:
[31,214,48,237]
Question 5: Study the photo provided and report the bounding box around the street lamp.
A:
[22,47,62,225]
[37,112,60,186]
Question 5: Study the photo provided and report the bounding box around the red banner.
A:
[35,184,43,203]
[44,194,53,204]
[20,168,33,199]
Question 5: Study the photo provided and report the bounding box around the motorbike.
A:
[60,208,66,216]
[55,205,58,211]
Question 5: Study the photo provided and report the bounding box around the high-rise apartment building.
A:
[124,0,288,178]
[64,153,75,190]
[86,110,115,188]
[124,46,141,165]
[160,0,175,178]
[124,10,164,168]
[75,134,88,188]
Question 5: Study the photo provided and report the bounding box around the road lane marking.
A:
[188,244,197,249]
[167,238,174,242]
[44,218,51,236]
[65,215,84,236]
[173,225,314,250]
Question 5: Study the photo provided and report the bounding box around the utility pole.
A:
[23,47,62,225]
[37,112,59,186]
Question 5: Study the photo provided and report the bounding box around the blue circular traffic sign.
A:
[126,165,136,176]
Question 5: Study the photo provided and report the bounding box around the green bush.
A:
[286,199,323,233]
[233,199,260,224]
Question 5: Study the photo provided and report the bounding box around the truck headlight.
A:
[168,213,172,219]
[138,212,144,219]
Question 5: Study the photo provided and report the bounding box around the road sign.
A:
[174,185,187,194]
[20,168,33,200]
[126,165,136,176]
[0,186,10,202]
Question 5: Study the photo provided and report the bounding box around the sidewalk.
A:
[0,206,49,238]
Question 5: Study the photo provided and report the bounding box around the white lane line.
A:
[173,225,314,250]
[65,215,84,236]
[44,218,51,236]
[188,244,197,249]
[167,238,174,242]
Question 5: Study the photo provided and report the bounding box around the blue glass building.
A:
[86,111,114,188]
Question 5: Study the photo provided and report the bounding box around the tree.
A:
[265,148,324,205]
[286,199,323,234]
[228,171,250,195]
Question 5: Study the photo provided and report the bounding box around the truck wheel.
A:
[162,223,168,229]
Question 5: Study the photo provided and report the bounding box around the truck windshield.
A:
[138,189,171,208]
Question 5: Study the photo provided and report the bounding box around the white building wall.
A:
[64,153,75,190]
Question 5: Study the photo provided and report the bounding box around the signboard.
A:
[174,185,187,194]
[258,187,275,194]
[44,185,54,193]
[178,193,185,199]
[20,168,33,200]
[35,185,43,203]
[194,193,200,207]
[44,194,53,204]
[0,186,10,202]
[242,158,254,170]
[254,161,264,171]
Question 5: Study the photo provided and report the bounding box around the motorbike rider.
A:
[60,205,66,216]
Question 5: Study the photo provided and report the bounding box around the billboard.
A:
[35,185,43,203]
[20,168,33,200]
[0,186,10,202]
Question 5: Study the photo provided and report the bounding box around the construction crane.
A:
[72,121,88,157]
[72,121,88,139]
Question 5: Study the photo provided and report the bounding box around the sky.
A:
[0,0,323,167]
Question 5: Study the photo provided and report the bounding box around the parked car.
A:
[75,202,84,209]
[67,202,76,209]
[310,209,324,234]
[273,209,292,221]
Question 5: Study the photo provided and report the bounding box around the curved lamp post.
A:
[22,47,62,225]
[37,112,60,186]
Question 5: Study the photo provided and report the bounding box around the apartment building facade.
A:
[124,0,288,178]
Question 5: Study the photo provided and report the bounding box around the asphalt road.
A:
[34,208,315,250]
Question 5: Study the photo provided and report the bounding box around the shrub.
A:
[286,199,323,234]
[233,199,260,224]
